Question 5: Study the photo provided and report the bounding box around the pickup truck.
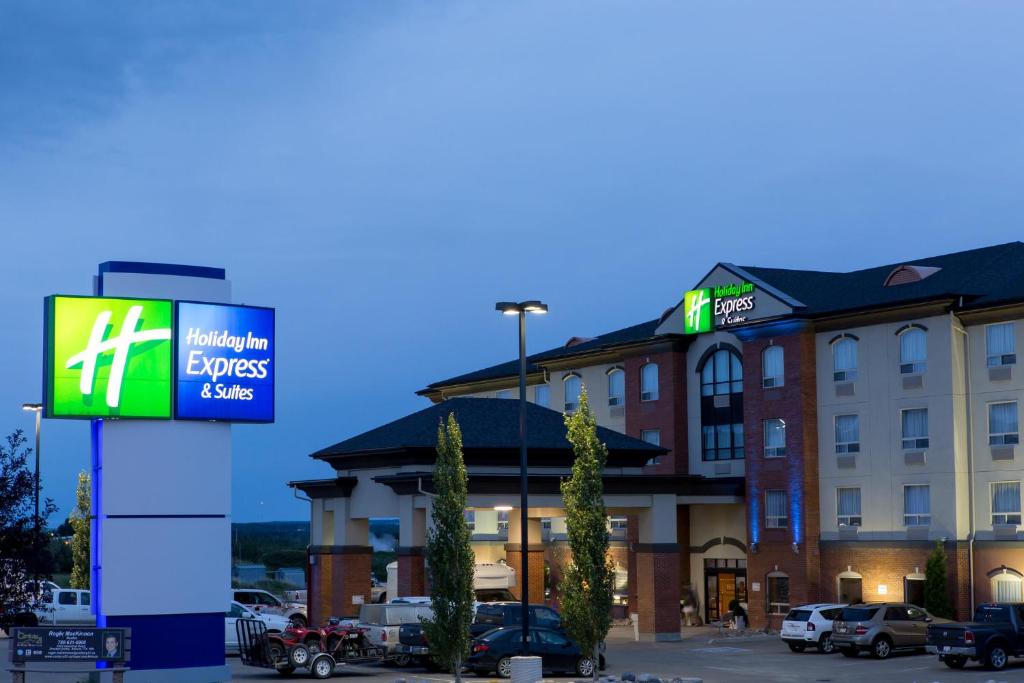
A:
[926,603,1024,671]
[34,589,95,625]
[357,603,433,666]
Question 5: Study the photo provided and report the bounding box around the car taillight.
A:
[964,631,974,645]
[381,631,387,642]
[472,643,489,653]
[855,625,868,635]
[806,622,816,632]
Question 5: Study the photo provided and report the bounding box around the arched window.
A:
[762,345,784,388]
[990,567,1024,602]
[607,368,625,406]
[767,571,790,615]
[832,337,858,382]
[563,374,582,413]
[640,363,659,401]
[837,570,863,604]
[899,328,927,375]
[699,348,744,461]
[701,349,743,396]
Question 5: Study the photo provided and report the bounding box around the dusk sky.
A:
[2,2,1023,521]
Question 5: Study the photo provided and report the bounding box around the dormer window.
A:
[883,265,941,286]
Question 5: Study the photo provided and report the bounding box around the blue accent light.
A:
[791,479,804,545]
[749,486,760,545]
[90,419,104,627]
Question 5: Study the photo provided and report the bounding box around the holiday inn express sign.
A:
[44,295,274,422]
[683,281,757,333]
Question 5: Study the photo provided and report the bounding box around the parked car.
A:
[233,588,308,626]
[357,602,433,666]
[225,600,290,654]
[780,603,846,653]
[466,626,604,678]
[926,602,1024,670]
[471,602,561,637]
[34,589,94,625]
[833,602,946,659]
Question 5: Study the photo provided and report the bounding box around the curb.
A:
[705,633,775,645]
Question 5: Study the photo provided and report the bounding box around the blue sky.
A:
[2,1,1023,521]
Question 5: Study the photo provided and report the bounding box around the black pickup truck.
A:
[926,603,1024,671]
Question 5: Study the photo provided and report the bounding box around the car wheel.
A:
[576,656,596,677]
[943,655,967,670]
[871,637,892,660]
[497,656,513,678]
[817,633,835,654]
[787,642,806,653]
[290,614,307,628]
[986,644,1009,671]
[288,644,311,668]
[393,653,412,667]
[840,647,859,658]
[310,654,335,679]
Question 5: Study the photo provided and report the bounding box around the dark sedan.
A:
[466,626,603,678]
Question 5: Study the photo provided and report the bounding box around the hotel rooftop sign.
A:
[683,281,758,334]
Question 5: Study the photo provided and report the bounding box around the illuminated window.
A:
[762,345,784,388]
[701,349,743,396]
[700,348,744,461]
[833,337,858,382]
[563,374,582,412]
[837,487,862,527]
[640,363,659,401]
[765,489,788,528]
[992,571,1024,602]
[899,328,927,374]
[763,419,785,457]
[903,485,931,526]
[642,429,661,466]
[767,572,790,614]
[607,368,625,406]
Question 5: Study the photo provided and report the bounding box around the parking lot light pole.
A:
[23,402,43,583]
[495,300,547,657]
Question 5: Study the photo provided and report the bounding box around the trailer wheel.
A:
[289,644,311,668]
[310,654,335,679]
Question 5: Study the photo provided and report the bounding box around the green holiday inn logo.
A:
[46,296,173,419]
[683,288,712,334]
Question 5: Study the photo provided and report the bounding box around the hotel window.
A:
[641,429,661,465]
[903,485,931,526]
[496,389,512,399]
[533,383,550,408]
[497,510,509,532]
[607,368,625,406]
[989,402,1019,445]
[563,374,582,412]
[992,482,1022,525]
[901,408,929,449]
[762,345,784,388]
[700,348,744,461]
[464,510,476,533]
[835,414,860,453]
[701,349,743,396]
[764,419,786,457]
[993,572,1024,603]
[767,572,790,615]
[832,337,858,382]
[987,322,1016,367]
[765,489,788,528]
[837,487,862,527]
[899,328,927,375]
[640,363,659,401]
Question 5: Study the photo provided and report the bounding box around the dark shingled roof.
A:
[312,397,662,465]
[423,242,1024,392]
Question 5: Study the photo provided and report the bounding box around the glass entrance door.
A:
[704,558,747,623]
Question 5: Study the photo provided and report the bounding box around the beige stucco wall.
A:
[687,503,748,614]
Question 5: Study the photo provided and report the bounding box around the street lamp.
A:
[22,402,43,584]
[495,300,547,656]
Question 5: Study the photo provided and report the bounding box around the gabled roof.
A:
[422,242,1024,393]
[312,397,663,469]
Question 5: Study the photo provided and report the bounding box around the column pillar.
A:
[398,498,427,597]
[308,499,372,624]
[506,516,545,604]
[636,495,681,641]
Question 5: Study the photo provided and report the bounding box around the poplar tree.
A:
[70,472,90,589]
[925,541,953,619]
[560,389,612,681]
[422,414,475,682]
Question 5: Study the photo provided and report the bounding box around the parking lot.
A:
[7,626,1024,683]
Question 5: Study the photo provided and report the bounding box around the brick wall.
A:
[308,547,373,623]
[397,548,426,597]
[743,331,821,628]
[636,547,681,638]
[625,346,688,474]
[505,546,545,605]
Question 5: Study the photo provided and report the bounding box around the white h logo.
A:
[687,289,710,330]
[64,305,172,408]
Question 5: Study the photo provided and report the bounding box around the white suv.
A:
[781,603,845,653]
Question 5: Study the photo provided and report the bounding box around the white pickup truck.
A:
[357,603,433,665]
[34,589,95,625]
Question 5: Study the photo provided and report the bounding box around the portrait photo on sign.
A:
[102,631,122,659]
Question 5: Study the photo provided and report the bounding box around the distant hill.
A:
[232,519,398,563]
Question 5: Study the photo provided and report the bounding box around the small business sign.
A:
[10,627,130,663]
[175,302,275,422]
[682,281,757,334]
[45,296,173,419]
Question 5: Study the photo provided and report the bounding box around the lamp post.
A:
[495,300,547,656]
[22,403,43,583]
